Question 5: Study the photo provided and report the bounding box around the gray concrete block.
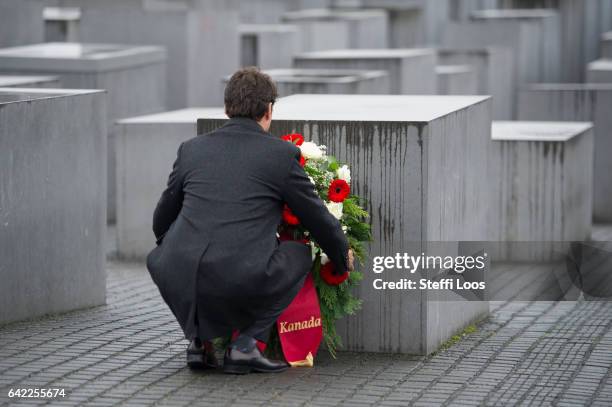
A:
[256,68,389,96]
[469,9,561,83]
[115,108,225,260]
[0,88,107,325]
[518,84,612,222]
[602,32,612,59]
[586,59,612,83]
[0,42,167,223]
[0,75,60,88]
[438,47,514,119]
[44,7,80,42]
[499,0,612,81]
[489,121,593,261]
[281,8,388,51]
[333,0,450,47]
[196,94,492,354]
[238,0,331,24]
[294,48,437,94]
[436,65,478,95]
[57,0,240,109]
[239,24,300,69]
[0,0,44,47]
[449,0,499,21]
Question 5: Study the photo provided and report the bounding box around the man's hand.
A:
[347,249,355,272]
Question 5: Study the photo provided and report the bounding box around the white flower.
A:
[320,252,330,265]
[311,243,317,261]
[308,176,316,186]
[325,201,343,220]
[342,225,348,233]
[337,165,351,184]
[300,141,324,160]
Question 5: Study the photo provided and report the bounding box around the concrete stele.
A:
[518,83,612,222]
[435,65,478,95]
[196,94,492,354]
[490,121,594,261]
[294,48,437,94]
[586,59,612,84]
[0,87,107,324]
[239,24,300,69]
[281,8,388,51]
[0,42,167,223]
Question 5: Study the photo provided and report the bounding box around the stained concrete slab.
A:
[44,6,81,42]
[490,121,593,261]
[499,0,612,81]
[469,9,561,83]
[196,94,492,354]
[444,9,561,108]
[586,59,612,83]
[438,47,514,119]
[57,0,240,108]
[240,24,300,69]
[294,48,437,94]
[333,0,450,47]
[0,88,107,325]
[230,68,390,96]
[518,83,612,222]
[281,8,388,51]
[436,65,478,95]
[0,42,167,223]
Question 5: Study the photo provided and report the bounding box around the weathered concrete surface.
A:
[240,24,300,69]
[44,6,81,42]
[518,84,612,222]
[438,47,514,119]
[281,8,388,51]
[587,59,612,83]
[333,0,450,47]
[0,0,44,47]
[251,68,389,96]
[294,48,437,94]
[0,75,60,88]
[489,121,593,261]
[0,42,167,223]
[0,88,107,325]
[602,32,612,58]
[115,108,225,260]
[436,65,478,95]
[196,94,491,354]
[57,0,239,109]
[470,9,561,83]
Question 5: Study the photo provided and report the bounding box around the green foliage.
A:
[275,143,372,358]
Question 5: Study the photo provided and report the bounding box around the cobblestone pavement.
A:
[3,223,612,407]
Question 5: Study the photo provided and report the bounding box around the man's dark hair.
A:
[224,67,278,121]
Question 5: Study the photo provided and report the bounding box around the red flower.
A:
[282,205,300,225]
[328,179,350,203]
[281,133,304,146]
[319,262,348,285]
[299,155,306,167]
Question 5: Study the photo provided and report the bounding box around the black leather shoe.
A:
[223,345,289,374]
[186,339,218,369]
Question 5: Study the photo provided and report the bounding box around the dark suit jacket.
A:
[146,117,349,340]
